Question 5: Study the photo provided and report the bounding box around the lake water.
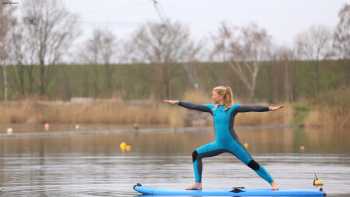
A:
[0,126,349,197]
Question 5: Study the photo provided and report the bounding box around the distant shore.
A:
[0,96,348,135]
[0,98,290,130]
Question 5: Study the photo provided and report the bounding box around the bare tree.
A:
[334,3,350,59]
[0,4,9,59]
[211,23,272,99]
[294,25,333,96]
[295,25,333,60]
[272,46,297,102]
[21,0,79,96]
[0,3,15,100]
[78,29,119,97]
[6,16,33,96]
[79,29,118,64]
[126,20,201,99]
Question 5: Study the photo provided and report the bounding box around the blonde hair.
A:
[213,86,234,108]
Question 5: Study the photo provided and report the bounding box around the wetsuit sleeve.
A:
[178,101,212,113]
[236,104,269,112]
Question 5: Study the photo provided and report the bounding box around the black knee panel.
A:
[192,151,198,162]
[248,160,260,171]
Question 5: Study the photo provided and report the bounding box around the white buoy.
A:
[75,124,80,130]
[133,123,139,130]
[244,142,249,149]
[44,123,50,131]
[6,128,13,135]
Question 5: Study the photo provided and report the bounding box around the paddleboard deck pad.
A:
[133,183,326,196]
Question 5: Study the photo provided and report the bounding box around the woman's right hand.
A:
[163,100,179,105]
[269,105,284,111]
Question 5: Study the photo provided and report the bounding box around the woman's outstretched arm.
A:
[236,104,283,113]
[163,100,212,113]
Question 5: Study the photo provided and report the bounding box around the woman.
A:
[163,86,282,190]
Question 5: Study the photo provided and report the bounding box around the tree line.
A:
[0,0,349,101]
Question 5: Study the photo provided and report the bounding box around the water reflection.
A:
[1,126,349,155]
[0,127,349,196]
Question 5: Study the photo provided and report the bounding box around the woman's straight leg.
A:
[227,140,274,184]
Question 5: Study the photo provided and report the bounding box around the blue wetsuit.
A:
[178,101,274,184]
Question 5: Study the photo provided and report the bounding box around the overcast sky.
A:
[22,0,350,46]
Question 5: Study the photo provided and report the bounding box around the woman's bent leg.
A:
[189,142,225,188]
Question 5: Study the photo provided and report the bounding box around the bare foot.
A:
[185,182,202,190]
[271,182,279,190]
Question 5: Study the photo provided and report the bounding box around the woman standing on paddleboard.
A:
[164,86,282,190]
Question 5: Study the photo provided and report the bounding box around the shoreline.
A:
[0,124,294,138]
[0,98,348,133]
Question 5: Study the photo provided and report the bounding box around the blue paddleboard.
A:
[133,183,326,196]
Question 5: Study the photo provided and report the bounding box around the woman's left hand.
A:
[269,105,284,111]
[163,100,179,105]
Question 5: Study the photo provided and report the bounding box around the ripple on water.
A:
[0,153,349,196]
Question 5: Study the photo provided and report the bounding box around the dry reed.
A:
[0,90,303,129]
